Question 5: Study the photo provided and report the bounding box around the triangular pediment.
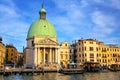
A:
[37,38,59,45]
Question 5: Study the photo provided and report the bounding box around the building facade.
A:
[75,38,120,66]
[17,52,23,67]
[0,38,5,68]
[59,42,70,68]
[77,39,99,63]
[6,44,18,66]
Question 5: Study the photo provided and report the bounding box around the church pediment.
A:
[37,38,59,45]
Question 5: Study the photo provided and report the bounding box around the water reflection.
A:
[2,72,120,80]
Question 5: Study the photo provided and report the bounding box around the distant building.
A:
[6,44,18,66]
[77,39,99,63]
[17,52,23,67]
[98,42,120,66]
[18,52,23,59]
[59,42,70,68]
[72,38,120,66]
[70,41,77,63]
[0,37,5,68]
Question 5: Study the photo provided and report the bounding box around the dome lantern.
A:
[39,3,46,20]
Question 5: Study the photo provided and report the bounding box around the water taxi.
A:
[59,63,84,74]
[109,64,120,71]
[84,62,100,72]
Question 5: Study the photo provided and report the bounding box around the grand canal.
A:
[0,72,120,80]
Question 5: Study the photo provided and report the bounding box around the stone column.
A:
[55,48,58,63]
[37,48,38,66]
[34,47,37,67]
[50,48,52,63]
[58,48,60,64]
[38,47,40,64]
[44,47,45,64]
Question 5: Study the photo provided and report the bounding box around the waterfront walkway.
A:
[0,68,58,75]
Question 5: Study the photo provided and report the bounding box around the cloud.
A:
[93,0,120,10]
[51,0,84,20]
[91,10,116,36]
[80,0,89,7]
[0,0,29,51]
[93,0,105,3]
[51,0,120,44]
[110,0,120,9]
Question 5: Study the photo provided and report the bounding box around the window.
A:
[99,54,101,57]
[85,53,86,57]
[79,54,81,57]
[66,54,67,59]
[70,55,72,59]
[11,49,13,52]
[89,47,94,51]
[107,48,109,51]
[97,53,99,57]
[65,44,67,47]
[32,41,34,46]
[96,48,98,51]
[90,53,94,58]
[84,47,86,51]
[79,48,81,52]
[89,42,93,44]
[82,59,84,62]
[61,54,63,59]
[82,54,84,57]
[11,58,13,60]
[97,59,99,62]
[11,53,13,56]
[90,59,94,62]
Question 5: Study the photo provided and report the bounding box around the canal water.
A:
[1,72,120,80]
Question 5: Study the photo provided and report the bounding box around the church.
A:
[24,4,70,69]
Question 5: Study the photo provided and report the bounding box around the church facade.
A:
[24,4,70,68]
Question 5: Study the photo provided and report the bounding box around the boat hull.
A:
[59,69,84,74]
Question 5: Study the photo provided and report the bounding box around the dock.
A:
[0,68,58,76]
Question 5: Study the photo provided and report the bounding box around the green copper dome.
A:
[27,5,57,39]
[27,20,57,38]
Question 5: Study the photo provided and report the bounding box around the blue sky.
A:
[0,0,120,52]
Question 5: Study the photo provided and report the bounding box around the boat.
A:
[59,68,84,74]
[109,64,120,71]
[84,62,100,72]
[100,65,109,72]
[59,62,84,74]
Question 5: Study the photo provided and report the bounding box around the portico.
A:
[34,47,59,66]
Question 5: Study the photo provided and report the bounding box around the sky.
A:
[0,0,120,52]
